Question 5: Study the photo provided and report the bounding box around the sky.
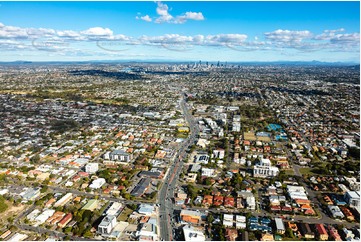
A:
[0,1,360,62]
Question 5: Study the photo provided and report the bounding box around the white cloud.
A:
[156,2,170,16]
[314,28,345,40]
[175,12,204,23]
[81,27,113,36]
[0,22,358,54]
[264,29,312,44]
[184,12,204,21]
[0,24,30,39]
[206,34,248,46]
[330,33,360,43]
[140,15,152,22]
[141,2,205,24]
[57,30,81,38]
[154,2,173,23]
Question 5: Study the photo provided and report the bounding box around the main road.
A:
[158,94,199,241]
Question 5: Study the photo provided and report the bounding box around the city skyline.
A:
[0,1,360,62]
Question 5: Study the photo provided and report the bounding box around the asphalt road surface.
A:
[158,96,199,241]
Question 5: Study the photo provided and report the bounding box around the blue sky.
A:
[0,1,359,62]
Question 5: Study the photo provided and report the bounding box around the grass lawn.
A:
[117,207,133,222]
[299,167,318,176]
[0,201,27,225]
[283,237,302,241]
[284,169,295,176]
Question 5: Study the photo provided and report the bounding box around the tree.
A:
[30,154,40,163]
[207,214,214,224]
[64,227,72,234]
[83,229,93,238]
[204,177,212,186]
[0,196,8,213]
[127,203,137,210]
[40,185,48,193]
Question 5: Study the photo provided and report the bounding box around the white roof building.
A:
[138,204,155,216]
[328,205,345,219]
[90,178,106,189]
[287,185,309,200]
[183,225,205,242]
[246,197,256,210]
[8,233,28,241]
[236,215,246,223]
[35,209,55,224]
[106,202,123,216]
[54,193,73,207]
[98,215,117,235]
[344,191,360,209]
[136,223,158,240]
[201,168,215,177]
[85,163,99,174]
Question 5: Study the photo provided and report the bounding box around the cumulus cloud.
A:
[156,2,170,16]
[206,34,248,46]
[137,2,205,24]
[139,15,152,22]
[175,12,204,24]
[57,30,82,38]
[81,27,113,36]
[262,28,360,52]
[0,24,30,39]
[314,28,345,40]
[183,12,204,21]
[0,22,359,54]
[330,32,360,44]
[264,29,312,44]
